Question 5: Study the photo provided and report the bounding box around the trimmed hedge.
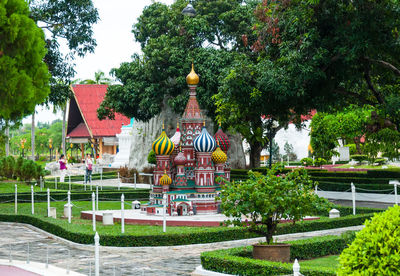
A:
[201,233,356,275]
[367,169,400,178]
[317,181,398,194]
[0,190,150,203]
[0,211,373,246]
[201,247,336,276]
[311,176,394,184]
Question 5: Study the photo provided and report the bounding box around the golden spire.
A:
[177,122,179,128]
[186,63,199,85]
[203,120,206,126]
[162,121,165,129]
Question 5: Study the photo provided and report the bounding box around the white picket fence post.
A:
[96,184,99,211]
[94,232,99,276]
[389,180,399,205]
[47,188,50,217]
[14,184,17,214]
[68,190,71,223]
[351,182,356,215]
[163,193,167,233]
[31,185,34,215]
[92,192,96,231]
[121,194,125,234]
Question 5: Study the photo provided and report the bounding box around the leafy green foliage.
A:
[314,158,327,167]
[0,0,50,121]
[350,154,368,165]
[338,205,400,275]
[147,150,156,165]
[219,166,331,243]
[29,0,99,106]
[301,157,313,166]
[0,156,43,182]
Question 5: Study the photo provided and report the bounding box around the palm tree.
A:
[80,71,112,85]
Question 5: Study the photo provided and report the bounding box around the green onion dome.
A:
[212,143,227,164]
[152,124,175,155]
[160,171,172,186]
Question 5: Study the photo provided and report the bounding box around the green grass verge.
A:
[300,255,339,270]
[0,199,374,246]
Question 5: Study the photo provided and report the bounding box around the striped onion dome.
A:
[193,123,216,152]
[170,122,181,146]
[174,147,186,166]
[159,171,172,186]
[212,144,227,164]
[214,123,230,153]
[152,125,175,155]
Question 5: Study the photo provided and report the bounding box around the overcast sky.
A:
[24,0,174,125]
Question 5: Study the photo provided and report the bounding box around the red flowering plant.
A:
[218,165,330,244]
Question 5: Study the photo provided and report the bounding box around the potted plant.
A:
[219,166,330,262]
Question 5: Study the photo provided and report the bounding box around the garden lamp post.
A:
[20,138,26,158]
[49,138,53,161]
[182,1,196,17]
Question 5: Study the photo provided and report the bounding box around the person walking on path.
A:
[59,154,67,182]
[85,154,93,184]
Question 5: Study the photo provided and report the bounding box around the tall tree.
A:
[0,0,50,122]
[29,0,99,156]
[81,71,112,84]
[253,0,400,132]
[98,0,256,121]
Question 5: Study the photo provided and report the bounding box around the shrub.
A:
[147,150,156,165]
[374,158,386,166]
[118,166,138,182]
[345,144,357,155]
[314,158,327,167]
[0,156,15,178]
[301,157,313,166]
[367,169,400,178]
[14,156,24,180]
[219,166,331,243]
[350,154,367,165]
[20,160,42,182]
[338,205,400,275]
[38,156,47,162]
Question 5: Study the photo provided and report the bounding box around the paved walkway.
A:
[74,178,151,190]
[0,222,362,275]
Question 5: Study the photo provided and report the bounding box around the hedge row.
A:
[311,176,394,184]
[0,190,150,203]
[0,212,373,246]
[200,234,356,275]
[201,247,336,276]
[317,181,398,194]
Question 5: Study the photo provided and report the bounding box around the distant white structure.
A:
[111,118,134,168]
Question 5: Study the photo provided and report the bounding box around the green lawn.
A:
[301,255,340,270]
[0,182,52,193]
[0,201,221,236]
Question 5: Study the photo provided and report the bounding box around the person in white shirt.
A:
[85,154,93,184]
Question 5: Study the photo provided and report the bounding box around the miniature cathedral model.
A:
[143,64,231,216]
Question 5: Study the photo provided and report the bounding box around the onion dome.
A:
[170,122,181,146]
[186,63,199,85]
[214,122,230,153]
[212,143,227,164]
[152,124,175,155]
[174,146,187,165]
[160,170,172,186]
[194,122,216,152]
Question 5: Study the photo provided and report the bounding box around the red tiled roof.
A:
[70,84,130,137]
[68,122,90,138]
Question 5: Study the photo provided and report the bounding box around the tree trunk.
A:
[5,126,9,157]
[62,106,67,155]
[354,136,362,154]
[31,110,35,161]
[249,141,262,168]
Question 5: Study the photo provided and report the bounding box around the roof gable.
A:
[68,84,130,138]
